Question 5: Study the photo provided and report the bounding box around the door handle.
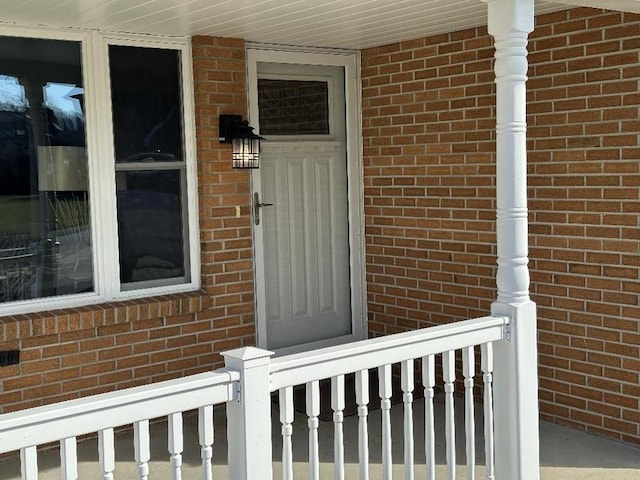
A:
[253,192,273,225]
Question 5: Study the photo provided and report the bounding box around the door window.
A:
[258,79,329,135]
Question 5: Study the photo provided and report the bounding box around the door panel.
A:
[247,49,364,354]
[261,143,351,350]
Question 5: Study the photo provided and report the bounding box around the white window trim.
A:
[0,25,200,316]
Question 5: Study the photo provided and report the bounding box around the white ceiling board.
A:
[203,0,468,40]
[263,3,491,48]
[0,0,577,49]
[552,0,640,13]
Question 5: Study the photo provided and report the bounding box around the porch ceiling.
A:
[0,0,574,50]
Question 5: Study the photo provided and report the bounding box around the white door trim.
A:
[246,47,366,355]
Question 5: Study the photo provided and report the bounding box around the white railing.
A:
[0,370,239,479]
[265,315,508,480]
[0,315,511,480]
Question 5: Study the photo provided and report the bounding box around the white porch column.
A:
[223,347,274,480]
[484,0,540,479]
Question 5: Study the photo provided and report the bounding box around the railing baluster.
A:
[280,386,294,480]
[134,420,150,480]
[355,369,370,480]
[198,405,214,480]
[422,355,436,480]
[98,428,115,480]
[378,364,393,480]
[168,412,183,480]
[401,359,414,480]
[481,342,495,480]
[60,436,78,480]
[332,375,346,480]
[443,351,456,480]
[20,446,38,480]
[306,380,320,480]
[463,347,476,480]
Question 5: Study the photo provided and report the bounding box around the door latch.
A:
[253,192,273,225]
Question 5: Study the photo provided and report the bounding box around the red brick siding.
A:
[529,9,640,444]
[362,7,640,445]
[192,35,256,347]
[0,36,255,414]
[0,295,216,412]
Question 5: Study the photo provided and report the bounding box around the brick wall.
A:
[361,7,640,445]
[192,36,256,350]
[0,36,255,414]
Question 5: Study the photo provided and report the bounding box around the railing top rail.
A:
[0,369,239,454]
[269,315,508,391]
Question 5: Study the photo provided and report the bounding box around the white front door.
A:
[247,49,364,354]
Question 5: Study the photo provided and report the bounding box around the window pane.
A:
[258,79,330,135]
[0,37,93,304]
[116,170,186,286]
[109,46,184,163]
[109,45,189,289]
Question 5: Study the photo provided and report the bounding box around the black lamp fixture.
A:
[219,114,264,169]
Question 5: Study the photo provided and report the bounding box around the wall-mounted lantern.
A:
[219,114,264,169]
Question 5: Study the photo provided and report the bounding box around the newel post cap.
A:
[222,346,274,368]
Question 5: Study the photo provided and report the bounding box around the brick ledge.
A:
[0,290,209,343]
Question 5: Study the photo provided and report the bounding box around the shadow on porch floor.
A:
[2,394,639,479]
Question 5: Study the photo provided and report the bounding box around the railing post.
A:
[484,0,540,479]
[223,347,274,480]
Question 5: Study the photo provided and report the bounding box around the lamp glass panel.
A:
[232,138,259,168]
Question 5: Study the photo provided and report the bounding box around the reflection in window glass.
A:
[0,37,93,304]
[258,79,330,135]
[43,82,85,146]
[109,46,183,163]
[116,170,185,284]
[0,75,29,111]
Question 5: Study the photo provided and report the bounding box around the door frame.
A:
[246,46,366,355]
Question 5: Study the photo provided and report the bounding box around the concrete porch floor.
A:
[2,394,639,479]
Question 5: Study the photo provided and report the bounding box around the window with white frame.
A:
[0,29,199,313]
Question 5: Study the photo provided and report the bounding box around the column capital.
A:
[483,0,534,37]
